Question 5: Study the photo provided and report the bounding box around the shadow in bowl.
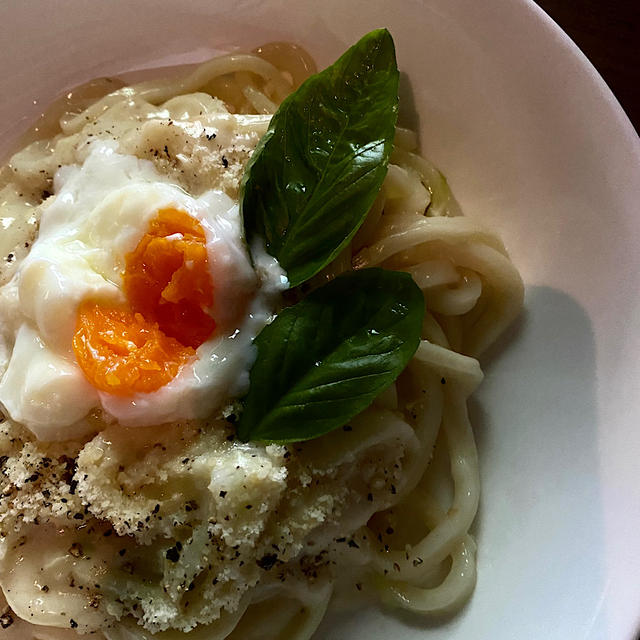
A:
[316,285,606,639]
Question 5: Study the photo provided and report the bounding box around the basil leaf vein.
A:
[241,29,399,287]
[237,268,424,443]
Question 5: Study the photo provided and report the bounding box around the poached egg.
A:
[0,143,286,441]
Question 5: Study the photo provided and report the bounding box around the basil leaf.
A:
[237,268,423,443]
[241,29,399,287]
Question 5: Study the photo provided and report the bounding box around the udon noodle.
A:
[0,42,523,639]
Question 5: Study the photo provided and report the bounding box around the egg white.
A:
[0,143,286,441]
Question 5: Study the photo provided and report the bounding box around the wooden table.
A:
[535,0,639,131]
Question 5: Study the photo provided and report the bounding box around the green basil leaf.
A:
[241,29,399,287]
[237,268,423,443]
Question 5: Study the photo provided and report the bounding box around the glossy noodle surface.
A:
[0,42,523,639]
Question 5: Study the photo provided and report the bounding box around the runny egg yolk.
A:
[73,208,216,396]
[124,208,216,349]
[73,305,195,395]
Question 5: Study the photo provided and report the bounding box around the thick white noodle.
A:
[350,140,522,617]
[0,46,523,639]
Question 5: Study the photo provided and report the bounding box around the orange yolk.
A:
[124,208,216,349]
[73,304,195,395]
[73,208,216,396]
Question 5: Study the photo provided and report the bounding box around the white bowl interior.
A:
[1,1,639,638]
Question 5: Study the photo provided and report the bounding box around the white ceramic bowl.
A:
[1,1,639,639]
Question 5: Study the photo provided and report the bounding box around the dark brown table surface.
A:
[535,0,639,132]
